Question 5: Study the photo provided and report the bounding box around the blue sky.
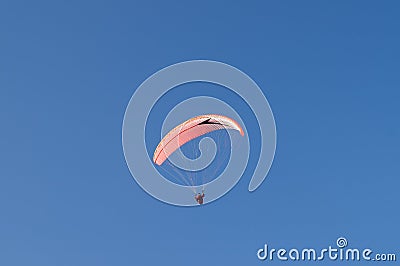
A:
[1,1,399,265]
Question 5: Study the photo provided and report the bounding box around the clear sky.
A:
[1,1,399,265]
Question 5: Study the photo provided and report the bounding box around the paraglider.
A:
[153,114,244,204]
[195,190,205,205]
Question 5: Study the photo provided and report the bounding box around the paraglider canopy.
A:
[153,114,244,166]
